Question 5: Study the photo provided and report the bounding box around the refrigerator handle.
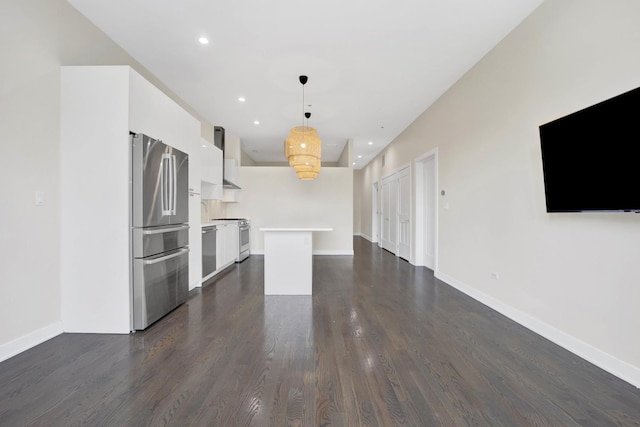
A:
[161,153,172,215]
[171,154,177,215]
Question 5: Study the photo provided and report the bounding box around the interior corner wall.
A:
[226,167,353,254]
[337,139,353,167]
[359,0,640,385]
[353,170,363,236]
[359,157,382,242]
[241,150,257,166]
[0,0,211,359]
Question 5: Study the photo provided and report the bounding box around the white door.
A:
[377,181,382,248]
[415,150,437,270]
[397,167,410,260]
[423,157,436,269]
[381,175,397,253]
[372,182,379,243]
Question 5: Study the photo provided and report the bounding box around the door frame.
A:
[371,181,379,243]
[414,148,438,272]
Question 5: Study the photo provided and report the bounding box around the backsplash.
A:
[200,199,226,222]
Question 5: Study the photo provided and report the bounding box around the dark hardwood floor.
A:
[1,237,639,426]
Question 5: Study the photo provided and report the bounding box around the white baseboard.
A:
[435,271,640,389]
[313,250,354,256]
[250,250,354,256]
[353,232,362,237]
[360,233,373,242]
[0,322,63,363]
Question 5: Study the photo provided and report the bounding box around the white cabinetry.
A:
[216,222,239,270]
[189,194,202,288]
[228,222,239,264]
[60,66,201,333]
[189,139,203,289]
[216,224,227,270]
[201,140,223,185]
[201,139,224,200]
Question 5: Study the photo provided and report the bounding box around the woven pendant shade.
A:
[285,125,321,179]
[297,170,318,180]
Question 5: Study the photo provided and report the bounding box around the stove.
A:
[212,218,247,221]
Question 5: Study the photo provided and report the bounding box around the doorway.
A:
[415,149,438,270]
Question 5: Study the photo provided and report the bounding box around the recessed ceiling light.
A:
[238,97,246,102]
[198,37,209,45]
[352,162,356,165]
[358,155,362,158]
[368,141,373,145]
[254,120,260,125]
[201,144,206,148]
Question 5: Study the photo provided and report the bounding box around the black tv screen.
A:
[539,86,640,213]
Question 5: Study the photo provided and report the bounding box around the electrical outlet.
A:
[491,272,500,280]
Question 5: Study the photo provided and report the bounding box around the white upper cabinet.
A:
[201,140,223,185]
[189,139,203,195]
[200,138,223,200]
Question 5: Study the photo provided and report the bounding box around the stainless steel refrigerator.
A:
[131,133,189,330]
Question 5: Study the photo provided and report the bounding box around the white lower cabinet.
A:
[215,224,227,271]
[189,194,202,289]
[227,223,239,263]
[215,223,239,272]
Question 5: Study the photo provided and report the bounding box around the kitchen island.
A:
[259,226,333,295]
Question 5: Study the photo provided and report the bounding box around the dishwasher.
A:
[202,225,217,280]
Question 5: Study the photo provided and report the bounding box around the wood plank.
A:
[0,237,639,426]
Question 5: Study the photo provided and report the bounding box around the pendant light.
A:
[285,75,321,180]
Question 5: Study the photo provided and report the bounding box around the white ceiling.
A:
[66,0,542,168]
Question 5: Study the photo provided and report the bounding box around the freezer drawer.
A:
[132,224,189,258]
[133,247,189,330]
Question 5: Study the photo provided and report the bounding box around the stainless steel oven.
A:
[238,219,250,262]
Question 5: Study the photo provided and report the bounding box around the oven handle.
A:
[141,248,189,265]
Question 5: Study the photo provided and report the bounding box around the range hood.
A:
[223,176,241,190]
[214,126,241,190]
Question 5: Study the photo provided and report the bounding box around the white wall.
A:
[0,0,212,360]
[353,170,363,235]
[227,167,353,255]
[358,0,640,386]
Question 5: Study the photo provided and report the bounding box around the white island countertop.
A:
[260,226,333,295]
[259,226,333,232]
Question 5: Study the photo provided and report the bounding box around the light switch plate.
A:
[35,191,45,206]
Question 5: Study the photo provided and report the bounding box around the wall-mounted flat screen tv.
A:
[539,86,640,213]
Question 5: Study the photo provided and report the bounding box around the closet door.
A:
[397,167,410,260]
[381,174,397,253]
